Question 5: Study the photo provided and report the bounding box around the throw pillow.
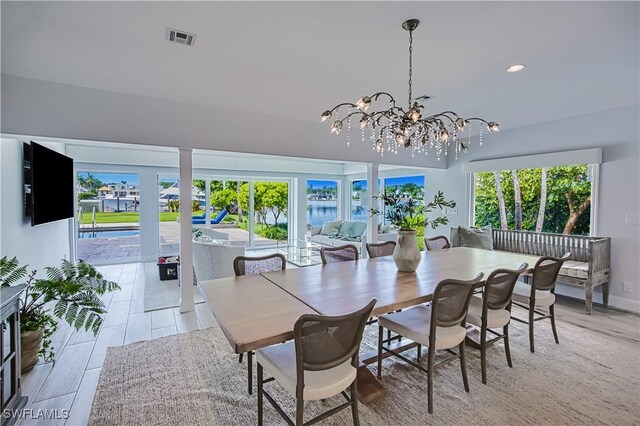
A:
[320,220,342,235]
[350,221,368,237]
[458,225,494,250]
[338,221,355,236]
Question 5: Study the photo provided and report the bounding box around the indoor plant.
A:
[0,256,120,371]
[370,189,455,272]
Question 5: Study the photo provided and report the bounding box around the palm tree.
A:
[536,168,547,232]
[493,171,508,230]
[512,170,522,230]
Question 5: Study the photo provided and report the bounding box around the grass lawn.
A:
[80,211,202,224]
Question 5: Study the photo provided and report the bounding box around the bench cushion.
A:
[559,260,589,279]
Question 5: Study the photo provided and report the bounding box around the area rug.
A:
[89,316,639,425]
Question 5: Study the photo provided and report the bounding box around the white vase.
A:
[393,230,422,272]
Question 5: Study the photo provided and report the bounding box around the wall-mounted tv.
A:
[23,142,75,226]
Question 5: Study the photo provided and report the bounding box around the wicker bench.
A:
[450,228,611,314]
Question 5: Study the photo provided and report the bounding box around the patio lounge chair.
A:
[192,209,228,225]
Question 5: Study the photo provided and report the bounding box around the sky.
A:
[384,175,425,187]
[77,172,139,185]
[351,175,425,191]
[308,179,338,189]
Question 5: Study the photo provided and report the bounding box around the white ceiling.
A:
[1,1,639,159]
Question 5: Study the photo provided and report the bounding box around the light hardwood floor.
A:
[17,262,640,426]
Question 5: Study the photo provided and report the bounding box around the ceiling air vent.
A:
[165,28,196,46]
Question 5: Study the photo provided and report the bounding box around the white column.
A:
[248,181,255,247]
[179,148,195,313]
[341,175,350,220]
[296,178,308,242]
[365,163,379,251]
[139,168,160,262]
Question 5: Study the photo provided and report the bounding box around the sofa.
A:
[192,239,245,283]
[309,220,398,256]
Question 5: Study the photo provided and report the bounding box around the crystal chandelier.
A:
[320,19,499,161]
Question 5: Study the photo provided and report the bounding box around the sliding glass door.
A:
[76,171,141,264]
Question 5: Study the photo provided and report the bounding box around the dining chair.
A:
[465,263,528,384]
[511,253,570,353]
[320,244,359,264]
[233,253,287,394]
[257,299,376,426]
[365,241,396,258]
[377,273,484,414]
[424,235,450,251]
[233,253,287,276]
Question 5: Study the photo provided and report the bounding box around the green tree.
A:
[238,182,288,227]
[78,173,103,191]
[474,165,591,235]
[211,187,237,211]
[548,165,591,234]
[399,182,422,198]
[77,191,97,201]
[193,179,206,192]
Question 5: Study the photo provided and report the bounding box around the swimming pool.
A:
[78,230,140,239]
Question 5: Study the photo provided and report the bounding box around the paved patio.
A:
[77,222,277,265]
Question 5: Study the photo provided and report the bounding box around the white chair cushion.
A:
[512,282,556,307]
[378,305,466,350]
[256,341,357,401]
[559,260,589,279]
[466,296,511,329]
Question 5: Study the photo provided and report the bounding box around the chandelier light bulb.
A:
[359,116,369,129]
[320,110,332,122]
[487,122,500,133]
[356,96,372,111]
[330,120,343,135]
[438,128,449,142]
[408,108,421,123]
[395,132,405,144]
[454,118,467,132]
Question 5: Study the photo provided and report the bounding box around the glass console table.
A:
[276,239,327,267]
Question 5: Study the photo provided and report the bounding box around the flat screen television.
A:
[23,142,75,226]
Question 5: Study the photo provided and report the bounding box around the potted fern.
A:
[370,189,455,272]
[0,256,120,371]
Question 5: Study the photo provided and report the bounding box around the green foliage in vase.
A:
[0,256,121,363]
[370,189,455,231]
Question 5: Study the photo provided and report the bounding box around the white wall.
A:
[0,139,71,272]
[444,105,640,312]
[1,75,447,170]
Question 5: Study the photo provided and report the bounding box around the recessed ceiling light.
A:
[506,64,526,73]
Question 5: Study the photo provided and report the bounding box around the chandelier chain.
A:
[408,28,413,107]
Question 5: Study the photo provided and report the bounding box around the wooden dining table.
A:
[198,247,541,402]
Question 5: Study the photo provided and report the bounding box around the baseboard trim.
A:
[606,295,640,315]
